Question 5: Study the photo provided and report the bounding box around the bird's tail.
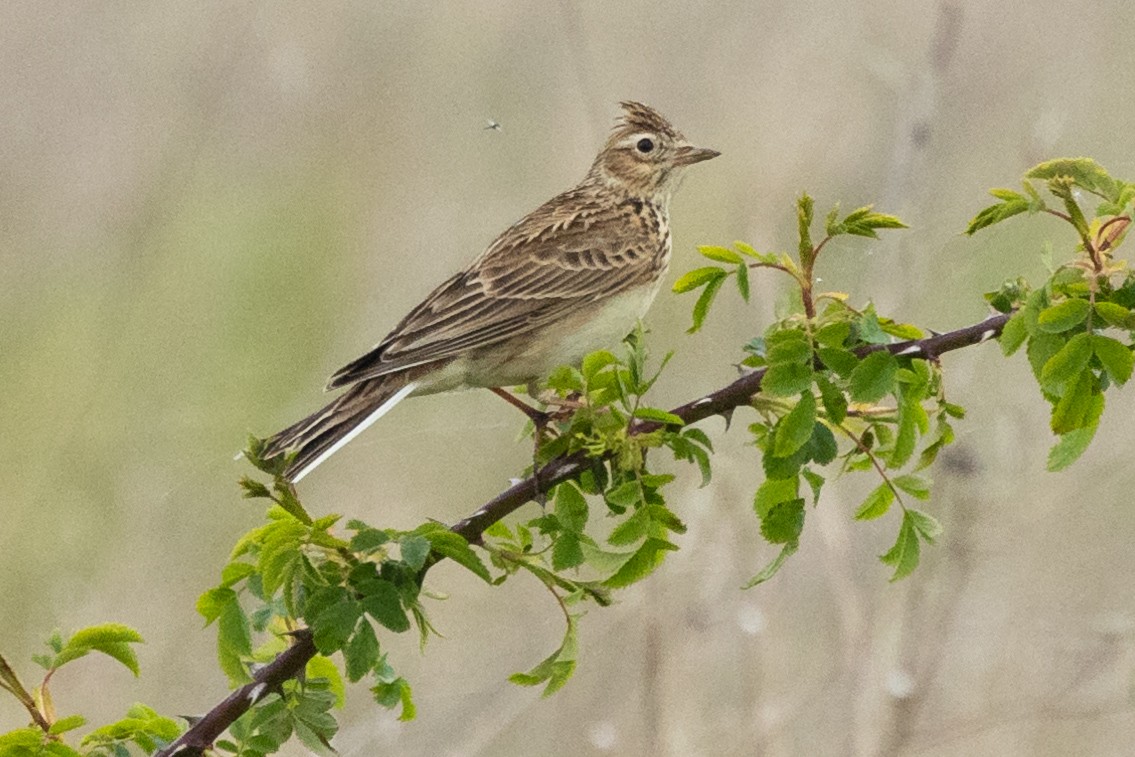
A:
[263,378,418,482]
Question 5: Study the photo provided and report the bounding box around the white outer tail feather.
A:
[290,381,418,482]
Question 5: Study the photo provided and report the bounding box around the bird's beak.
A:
[673,144,721,166]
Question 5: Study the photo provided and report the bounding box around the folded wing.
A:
[327,197,659,389]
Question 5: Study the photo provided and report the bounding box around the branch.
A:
[451,311,1010,539]
[157,311,1009,756]
[156,633,316,757]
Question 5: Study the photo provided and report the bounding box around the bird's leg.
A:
[489,387,549,425]
[489,388,552,506]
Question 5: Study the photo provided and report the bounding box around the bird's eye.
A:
[636,138,655,153]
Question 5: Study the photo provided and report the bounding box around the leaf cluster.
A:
[677,196,944,582]
[976,158,1135,469]
[0,626,174,757]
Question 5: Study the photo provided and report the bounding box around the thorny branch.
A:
[157,311,1010,757]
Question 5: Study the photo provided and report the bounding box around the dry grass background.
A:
[2,1,1135,754]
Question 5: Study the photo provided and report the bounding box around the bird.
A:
[263,101,719,482]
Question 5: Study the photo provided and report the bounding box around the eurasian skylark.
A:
[264,101,719,482]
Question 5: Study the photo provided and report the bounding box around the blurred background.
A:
[2,1,1134,754]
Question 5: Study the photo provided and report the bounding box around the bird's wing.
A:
[326,197,661,389]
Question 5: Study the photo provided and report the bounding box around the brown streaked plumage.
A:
[264,102,718,481]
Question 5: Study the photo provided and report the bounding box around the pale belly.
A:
[415,281,663,395]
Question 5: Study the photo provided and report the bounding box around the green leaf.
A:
[801,468,825,504]
[906,508,942,542]
[306,655,346,708]
[762,362,814,397]
[806,422,839,465]
[372,676,416,721]
[603,538,679,588]
[733,241,759,257]
[1027,332,1064,383]
[581,350,619,383]
[607,508,648,546]
[1051,370,1095,434]
[1047,421,1100,471]
[753,476,799,518]
[197,587,236,626]
[856,310,891,345]
[293,722,336,757]
[759,499,805,545]
[797,194,814,259]
[1026,157,1117,201]
[965,190,1031,234]
[1094,301,1135,328]
[347,527,389,554]
[554,482,589,533]
[1092,335,1134,385]
[217,596,252,684]
[687,273,726,333]
[767,330,812,364]
[890,407,917,468]
[816,375,848,424]
[1037,299,1091,333]
[647,504,687,535]
[763,444,808,479]
[854,483,895,520]
[672,266,725,293]
[632,407,685,426]
[834,206,908,238]
[605,480,642,509]
[1040,332,1092,389]
[220,561,256,588]
[312,602,362,655]
[343,621,379,683]
[53,624,144,676]
[814,321,851,348]
[551,533,585,570]
[238,476,272,499]
[893,474,931,500]
[878,318,924,340]
[418,528,492,583]
[483,521,513,541]
[509,615,578,697]
[80,704,182,752]
[880,512,921,581]
[61,623,143,649]
[817,346,858,377]
[579,541,637,575]
[698,245,744,264]
[999,311,1029,356]
[774,392,817,457]
[48,715,87,736]
[742,542,798,588]
[735,261,750,302]
[359,580,411,633]
[400,535,431,571]
[546,364,584,394]
[0,729,48,751]
[849,351,899,403]
[257,519,306,595]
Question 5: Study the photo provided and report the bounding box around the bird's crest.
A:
[614,101,681,139]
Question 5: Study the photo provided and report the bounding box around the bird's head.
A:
[588,101,719,202]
